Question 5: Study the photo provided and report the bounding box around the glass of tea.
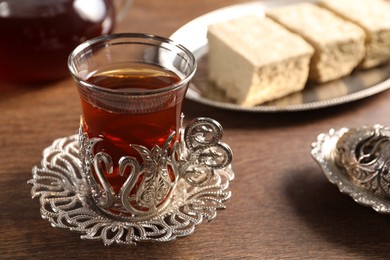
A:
[68,33,197,216]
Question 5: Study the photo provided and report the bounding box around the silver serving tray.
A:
[171,0,390,112]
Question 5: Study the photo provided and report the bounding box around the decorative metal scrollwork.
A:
[312,125,390,214]
[79,129,178,217]
[180,118,232,186]
[79,117,233,218]
[335,125,390,199]
[28,117,234,245]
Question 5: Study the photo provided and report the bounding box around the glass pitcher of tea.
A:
[0,0,131,84]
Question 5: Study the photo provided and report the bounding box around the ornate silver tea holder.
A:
[312,124,390,213]
[28,117,234,245]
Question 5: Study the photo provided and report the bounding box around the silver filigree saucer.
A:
[28,120,234,245]
[311,125,390,213]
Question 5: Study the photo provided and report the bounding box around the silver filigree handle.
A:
[180,118,233,186]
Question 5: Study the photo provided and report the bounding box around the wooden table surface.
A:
[2,0,390,259]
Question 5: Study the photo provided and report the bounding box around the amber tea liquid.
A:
[79,63,183,193]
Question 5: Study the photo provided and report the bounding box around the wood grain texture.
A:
[2,0,390,259]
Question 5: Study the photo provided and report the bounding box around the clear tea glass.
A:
[68,33,196,216]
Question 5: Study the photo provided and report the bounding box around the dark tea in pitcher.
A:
[0,0,115,83]
[79,62,183,193]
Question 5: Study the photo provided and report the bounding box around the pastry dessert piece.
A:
[318,0,390,68]
[207,15,314,106]
[267,2,366,83]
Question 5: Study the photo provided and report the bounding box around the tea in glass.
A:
[68,33,197,213]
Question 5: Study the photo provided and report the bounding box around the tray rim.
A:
[171,0,390,112]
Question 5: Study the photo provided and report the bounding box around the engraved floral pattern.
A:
[79,131,178,216]
[28,117,234,245]
[311,125,390,214]
[336,126,390,198]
